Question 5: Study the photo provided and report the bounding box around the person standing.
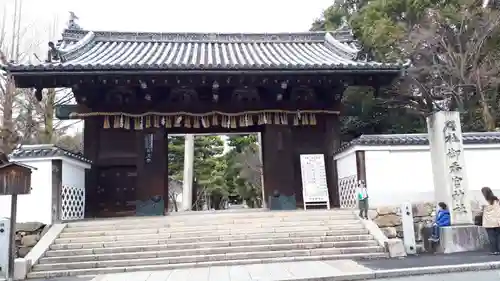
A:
[481,187,500,255]
[357,180,369,219]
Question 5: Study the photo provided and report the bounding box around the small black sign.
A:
[144,134,154,164]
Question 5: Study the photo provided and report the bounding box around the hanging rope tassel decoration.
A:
[293,114,299,126]
[166,116,173,128]
[309,113,317,125]
[263,113,268,124]
[239,115,245,127]
[103,115,111,129]
[230,116,237,128]
[139,117,144,130]
[184,116,192,128]
[174,115,182,127]
[133,117,140,130]
[153,115,160,128]
[257,113,263,125]
[113,115,120,128]
[118,115,124,128]
[302,114,309,125]
[212,114,218,127]
[124,116,130,130]
[273,113,280,125]
[201,116,210,128]
[247,114,254,126]
[193,117,201,129]
[145,116,152,128]
[220,116,225,128]
[244,114,249,127]
[281,113,288,125]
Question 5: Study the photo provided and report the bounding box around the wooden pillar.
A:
[324,114,341,207]
[291,125,324,208]
[135,129,167,216]
[262,125,295,201]
[83,118,100,217]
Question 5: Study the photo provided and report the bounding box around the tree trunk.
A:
[42,89,56,143]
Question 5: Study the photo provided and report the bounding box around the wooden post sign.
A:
[0,163,33,195]
[0,162,33,281]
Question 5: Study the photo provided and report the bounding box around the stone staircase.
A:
[28,210,387,279]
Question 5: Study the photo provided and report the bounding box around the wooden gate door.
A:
[97,166,137,217]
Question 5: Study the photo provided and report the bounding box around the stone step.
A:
[33,246,384,271]
[54,227,369,244]
[45,239,378,258]
[28,252,387,279]
[40,242,380,263]
[50,233,374,250]
[58,220,363,238]
[64,214,359,230]
[65,210,357,225]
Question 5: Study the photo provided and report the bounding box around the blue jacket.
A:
[436,209,451,227]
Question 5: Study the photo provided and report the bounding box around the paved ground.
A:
[367,270,500,281]
[29,260,372,281]
[25,252,500,281]
[358,251,500,270]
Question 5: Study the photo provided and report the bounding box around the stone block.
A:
[437,225,489,253]
[412,202,434,217]
[374,214,402,227]
[14,258,30,281]
[376,206,396,216]
[381,227,397,238]
[368,210,379,220]
[384,238,407,258]
[21,234,39,247]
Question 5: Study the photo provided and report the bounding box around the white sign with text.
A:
[299,154,330,210]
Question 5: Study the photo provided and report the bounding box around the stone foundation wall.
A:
[15,222,48,258]
[369,201,482,243]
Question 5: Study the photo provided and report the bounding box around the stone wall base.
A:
[435,225,488,253]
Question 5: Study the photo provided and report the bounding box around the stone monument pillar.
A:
[427,111,473,225]
[182,134,194,211]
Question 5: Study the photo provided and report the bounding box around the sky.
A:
[2,0,334,134]
[5,0,334,36]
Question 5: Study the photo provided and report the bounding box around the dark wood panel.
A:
[135,130,167,216]
[99,129,137,155]
[84,118,99,217]
[96,166,137,217]
[262,125,295,199]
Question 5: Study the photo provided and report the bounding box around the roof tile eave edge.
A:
[7,64,405,74]
[9,155,92,164]
[333,136,500,155]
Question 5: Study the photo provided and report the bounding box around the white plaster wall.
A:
[62,161,85,191]
[0,160,53,224]
[336,150,357,179]
[365,145,500,207]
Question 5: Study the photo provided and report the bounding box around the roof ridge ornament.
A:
[67,11,82,30]
[46,41,65,63]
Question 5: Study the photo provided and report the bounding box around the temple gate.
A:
[4,25,403,217]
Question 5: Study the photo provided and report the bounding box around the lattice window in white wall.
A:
[339,175,358,209]
[61,185,85,221]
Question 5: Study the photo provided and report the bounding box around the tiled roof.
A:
[6,29,404,72]
[9,144,91,164]
[336,132,500,154]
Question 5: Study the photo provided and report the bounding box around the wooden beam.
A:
[55,105,85,119]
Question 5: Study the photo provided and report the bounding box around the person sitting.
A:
[428,202,451,242]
